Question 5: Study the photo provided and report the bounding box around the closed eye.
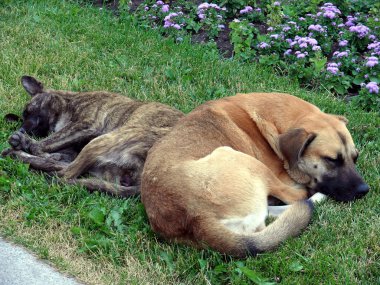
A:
[323,153,344,166]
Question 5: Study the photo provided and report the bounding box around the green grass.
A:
[0,1,379,284]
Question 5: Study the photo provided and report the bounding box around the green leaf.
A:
[289,261,304,272]
[239,266,276,285]
[88,208,105,226]
[353,77,365,85]
[70,226,84,235]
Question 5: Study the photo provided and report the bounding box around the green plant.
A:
[229,19,257,60]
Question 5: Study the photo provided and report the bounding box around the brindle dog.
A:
[2,76,184,197]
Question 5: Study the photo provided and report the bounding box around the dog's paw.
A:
[1,148,14,157]
[8,131,25,150]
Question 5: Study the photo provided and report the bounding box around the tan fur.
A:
[141,92,367,257]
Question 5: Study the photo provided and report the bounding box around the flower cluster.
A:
[133,0,379,111]
[368,41,380,56]
[196,2,227,37]
[366,82,379,94]
[349,24,370,38]
[326,62,339,75]
[366,56,378,67]
[320,3,341,19]
[164,12,183,30]
[197,2,225,19]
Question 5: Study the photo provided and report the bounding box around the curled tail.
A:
[196,200,313,257]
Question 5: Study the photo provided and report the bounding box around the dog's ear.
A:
[279,128,316,170]
[4,113,22,122]
[331,114,348,125]
[21,76,44,96]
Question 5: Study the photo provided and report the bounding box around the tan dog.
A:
[141,93,369,257]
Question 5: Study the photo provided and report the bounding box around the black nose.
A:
[355,183,369,199]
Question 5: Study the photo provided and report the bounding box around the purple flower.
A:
[339,40,348,47]
[218,24,225,29]
[163,21,172,28]
[156,1,164,5]
[232,19,240,23]
[273,1,281,6]
[366,56,378,67]
[162,4,169,13]
[336,51,349,58]
[308,24,325,32]
[349,25,370,38]
[284,49,292,56]
[297,53,306,58]
[270,34,279,39]
[198,3,209,9]
[173,24,181,30]
[283,26,291,32]
[299,17,305,21]
[144,6,149,11]
[323,11,336,19]
[312,45,321,51]
[239,6,253,14]
[369,35,376,41]
[198,13,205,19]
[327,62,339,74]
[366,82,379,94]
[255,8,261,12]
[320,3,341,19]
[258,42,270,49]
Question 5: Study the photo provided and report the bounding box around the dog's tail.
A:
[196,200,313,257]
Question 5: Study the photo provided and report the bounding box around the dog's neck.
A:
[238,96,318,185]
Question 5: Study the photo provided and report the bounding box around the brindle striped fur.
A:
[2,76,183,197]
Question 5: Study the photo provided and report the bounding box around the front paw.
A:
[1,148,15,157]
[8,131,40,154]
[8,131,25,150]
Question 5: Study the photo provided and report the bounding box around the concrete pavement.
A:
[0,237,83,285]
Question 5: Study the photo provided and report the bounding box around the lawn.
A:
[0,1,379,284]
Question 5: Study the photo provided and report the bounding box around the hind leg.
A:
[61,134,111,179]
[2,149,69,173]
[68,178,139,197]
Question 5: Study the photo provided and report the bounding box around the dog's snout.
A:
[355,183,369,199]
[19,127,26,133]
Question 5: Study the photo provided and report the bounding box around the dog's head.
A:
[279,114,369,202]
[5,76,59,137]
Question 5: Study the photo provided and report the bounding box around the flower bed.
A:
[119,0,380,112]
